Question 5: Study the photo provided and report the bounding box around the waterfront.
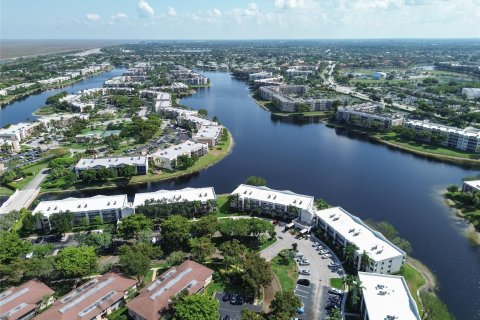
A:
[3,70,480,319]
[0,67,125,126]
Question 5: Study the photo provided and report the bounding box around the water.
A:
[0,68,125,126]
[19,71,480,319]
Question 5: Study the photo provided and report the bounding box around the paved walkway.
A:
[0,168,48,214]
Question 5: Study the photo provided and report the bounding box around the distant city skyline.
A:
[1,0,480,39]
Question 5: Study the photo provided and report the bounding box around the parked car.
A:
[301,258,310,264]
[222,315,231,320]
[222,293,230,302]
[328,288,343,295]
[312,242,319,247]
[329,262,340,267]
[299,269,311,275]
[299,261,310,266]
[297,279,310,286]
[321,254,332,259]
[237,295,244,305]
[319,249,329,254]
[230,294,238,304]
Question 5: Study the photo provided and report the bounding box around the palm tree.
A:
[327,307,342,320]
[227,193,240,211]
[342,274,356,291]
[343,243,358,267]
[350,277,365,311]
[360,250,372,272]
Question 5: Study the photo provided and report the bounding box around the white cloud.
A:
[168,6,177,17]
[85,13,101,21]
[231,2,261,21]
[111,12,128,20]
[138,0,155,18]
[212,8,222,17]
[274,0,306,9]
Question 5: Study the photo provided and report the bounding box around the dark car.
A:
[222,293,231,302]
[34,237,44,244]
[230,294,238,304]
[237,294,244,305]
[325,303,340,311]
[222,316,230,320]
[297,279,310,286]
[246,294,254,304]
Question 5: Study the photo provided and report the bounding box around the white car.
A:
[319,249,329,254]
[312,242,319,247]
[299,261,310,266]
[322,254,332,259]
[329,262,340,267]
[299,269,311,275]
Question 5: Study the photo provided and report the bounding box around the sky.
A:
[1,0,480,39]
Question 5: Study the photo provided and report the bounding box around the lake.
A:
[6,70,480,319]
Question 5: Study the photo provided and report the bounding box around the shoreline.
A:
[38,129,235,196]
[443,197,480,246]
[0,67,113,107]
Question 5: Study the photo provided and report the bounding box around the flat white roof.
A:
[315,207,405,262]
[358,272,421,320]
[0,122,38,134]
[184,115,217,126]
[151,140,207,160]
[193,125,223,140]
[231,184,314,210]
[405,119,480,137]
[32,195,130,217]
[463,180,480,190]
[133,187,216,207]
[75,156,148,170]
[159,107,198,117]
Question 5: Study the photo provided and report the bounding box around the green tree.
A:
[32,243,54,258]
[119,245,151,283]
[314,198,329,210]
[241,253,273,294]
[75,232,113,253]
[447,185,459,193]
[0,231,32,264]
[166,250,187,266]
[189,237,215,263]
[343,243,358,267]
[198,108,208,117]
[170,293,219,320]
[55,245,97,278]
[220,239,247,268]
[192,215,218,238]
[244,176,267,186]
[296,103,311,113]
[240,309,264,320]
[25,256,56,281]
[117,214,153,240]
[160,215,191,252]
[269,290,302,318]
[360,250,372,272]
[49,211,74,235]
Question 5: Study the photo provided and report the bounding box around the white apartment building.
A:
[193,125,223,147]
[133,187,216,212]
[462,88,480,100]
[358,272,421,320]
[461,180,480,193]
[153,92,172,111]
[312,207,406,274]
[0,138,20,153]
[249,71,273,81]
[32,195,134,229]
[0,122,40,141]
[336,103,404,129]
[181,115,218,128]
[150,140,208,170]
[75,156,149,176]
[230,184,315,217]
[403,119,480,153]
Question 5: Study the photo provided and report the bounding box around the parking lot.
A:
[216,292,262,320]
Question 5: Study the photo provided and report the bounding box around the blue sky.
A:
[1,0,479,39]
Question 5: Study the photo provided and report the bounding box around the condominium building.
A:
[286,66,317,77]
[403,119,480,153]
[313,207,406,274]
[150,140,208,170]
[230,184,315,217]
[133,187,216,212]
[154,92,172,111]
[193,125,223,147]
[0,122,40,141]
[253,76,284,88]
[0,279,54,320]
[358,272,421,320]
[336,103,404,129]
[127,260,213,320]
[0,138,21,153]
[32,194,134,229]
[180,115,218,129]
[461,88,480,100]
[249,71,273,81]
[258,85,333,112]
[35,273,137,320]
[74,156,149,176]
[461,180,480,193]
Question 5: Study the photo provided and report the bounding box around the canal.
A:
[4,70,480,319]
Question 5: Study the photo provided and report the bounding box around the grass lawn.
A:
[377,132,477,159]
[144,269,155,284]
[214,194,249,218]
[205,280,225,296]
[329,278,345,290]
[259,237,277,251]
[0,187,15,196]
[271,254,298,292]
[7,161,49,190]
[400,263,425,313]
[445,191,480,232]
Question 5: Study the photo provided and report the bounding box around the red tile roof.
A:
[126,260,213,320]
[34,272,137,320]
[0,279,54,320]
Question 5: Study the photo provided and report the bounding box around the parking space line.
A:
[295,293,309,299]
[295,288,310,294]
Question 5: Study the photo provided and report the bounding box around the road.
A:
[261,225,344,320]
[0,168,48,214]
[324,62,416,112]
